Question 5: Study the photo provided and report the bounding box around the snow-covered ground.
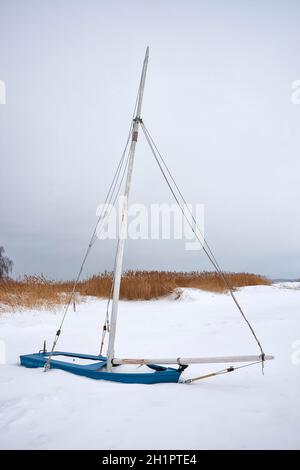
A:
[0,283,299,450]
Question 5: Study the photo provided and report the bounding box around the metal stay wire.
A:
[140,121,265,360]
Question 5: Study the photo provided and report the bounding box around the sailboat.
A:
[20,48,274,384]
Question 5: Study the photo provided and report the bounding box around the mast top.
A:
[136,47,149,119]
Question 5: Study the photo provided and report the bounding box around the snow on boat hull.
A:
[20,351,181,384]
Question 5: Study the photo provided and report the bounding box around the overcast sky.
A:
[1,0,300,279]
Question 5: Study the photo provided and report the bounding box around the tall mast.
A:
[106,47,149,371]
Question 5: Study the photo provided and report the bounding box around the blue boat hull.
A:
[20,351,181,384]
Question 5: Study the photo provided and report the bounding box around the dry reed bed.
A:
[0,271,271,312]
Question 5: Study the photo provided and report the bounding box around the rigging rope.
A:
[140,121,265,359]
